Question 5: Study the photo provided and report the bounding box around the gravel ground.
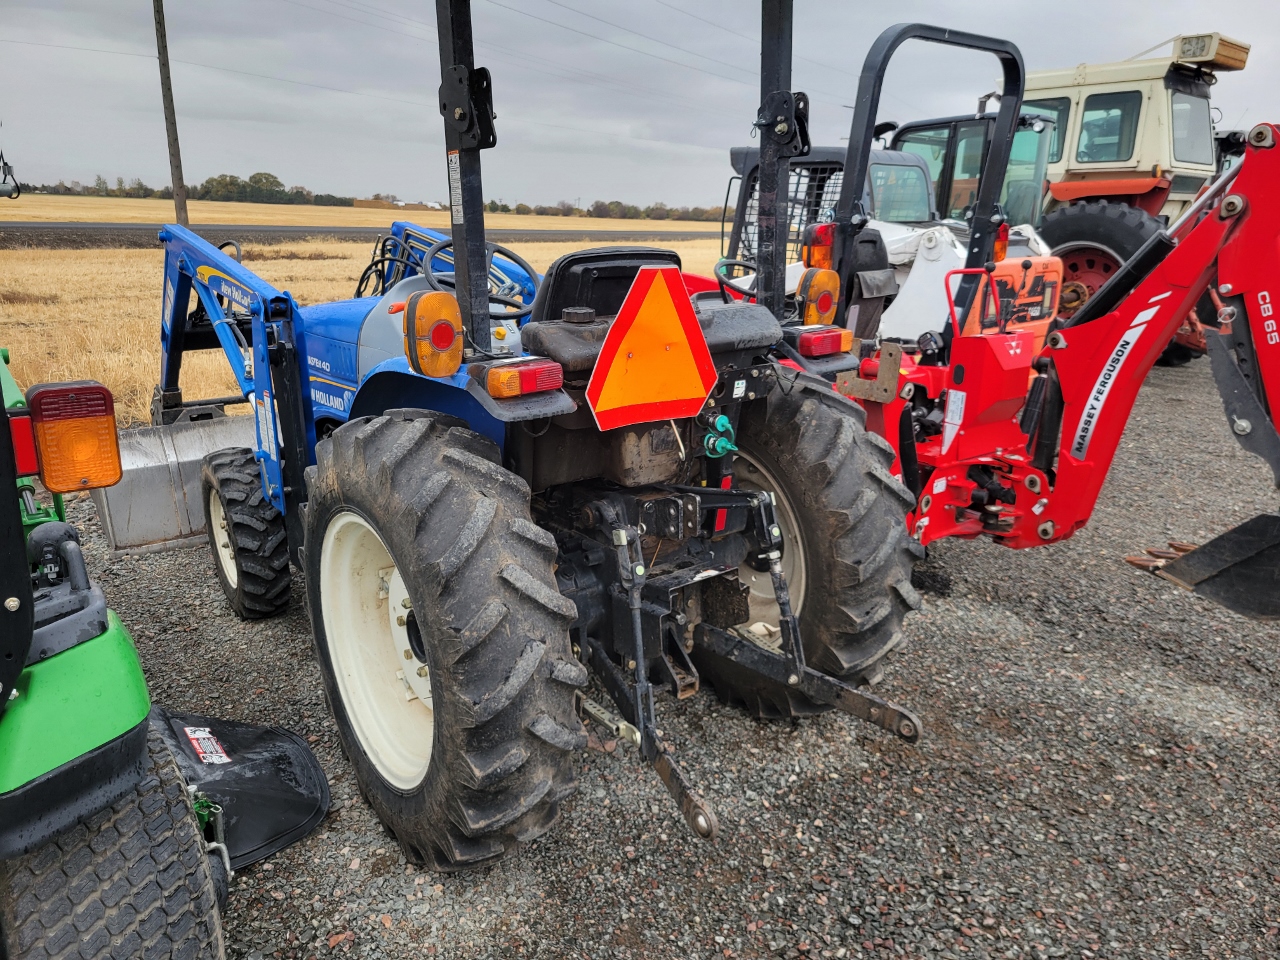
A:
[70,359,1279,960]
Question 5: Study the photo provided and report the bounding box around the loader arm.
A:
[157,225,316,543]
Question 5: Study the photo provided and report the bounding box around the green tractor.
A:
[0,352,327,959]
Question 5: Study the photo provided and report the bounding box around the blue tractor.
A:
[110,3,1032,871]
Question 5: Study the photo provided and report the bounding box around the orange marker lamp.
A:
[24,381,122,493]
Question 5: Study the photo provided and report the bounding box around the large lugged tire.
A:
[0,728,226,960]
[304,410,586,870]
[201,447,291,619]
[1040,200,1195,365]
[692,376,922,718]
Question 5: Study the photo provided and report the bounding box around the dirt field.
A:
[1,194,720,234]
[0,238,724,422]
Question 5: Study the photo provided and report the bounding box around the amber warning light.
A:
[24,381,122,493]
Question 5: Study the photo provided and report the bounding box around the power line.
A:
[479,0,747,87]
[537,0,755,79]
[0,36,723,155]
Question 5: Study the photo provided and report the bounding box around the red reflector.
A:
[8,413,39,476]
[814,290,834,314]
[797,327,853,358]
[517,359,563,394]
[26,383,113,423]
[810,222,836,246]
[429,319,457,351]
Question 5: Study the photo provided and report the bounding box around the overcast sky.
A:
[2,1,1275,207]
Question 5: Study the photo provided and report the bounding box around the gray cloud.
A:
[1,0,1274,207]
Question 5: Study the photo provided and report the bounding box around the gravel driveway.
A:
[73,360,1279,960]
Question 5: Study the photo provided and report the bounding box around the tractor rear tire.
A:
[304,410,586,870]
[692,375,923,719]
[201,448,292,620]
[0,728,226,960]
[1040,200,1194,365]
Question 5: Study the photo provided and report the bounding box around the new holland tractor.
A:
[105,1,954,870]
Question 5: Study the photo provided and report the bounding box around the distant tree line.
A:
[19,172,354,206]
[487,199,730,221]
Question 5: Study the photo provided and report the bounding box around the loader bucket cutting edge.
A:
[92,415,257,556]
[1156,513,1280,621]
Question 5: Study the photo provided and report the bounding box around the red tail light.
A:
[802,222,837,269]
[993,221,1010,262]
[797,327,854,358]
[486,358,564,399]
[25,381,122,492]
[8,413,38,477]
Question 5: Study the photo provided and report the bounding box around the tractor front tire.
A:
[304,410,586,870]
[692,375,923,718]
[0,728,226,960]
[201,448,292,620]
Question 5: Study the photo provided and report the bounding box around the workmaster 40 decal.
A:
[1070,303,1161,459]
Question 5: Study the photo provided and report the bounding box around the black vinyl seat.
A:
[527,246,682,323]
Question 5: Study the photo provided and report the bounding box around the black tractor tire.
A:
[1040,200,1193,365]
[1039,199,1162,273]
[304,410,586,871]
[692,374,923,719]
[0,728,226,960]
[201,447,291,620]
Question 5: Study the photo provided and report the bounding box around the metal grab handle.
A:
[944,267,1001,337]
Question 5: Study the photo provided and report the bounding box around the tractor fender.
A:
[348,357,576,452]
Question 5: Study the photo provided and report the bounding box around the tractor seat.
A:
[522,247,682,372]
[527,246,683,324]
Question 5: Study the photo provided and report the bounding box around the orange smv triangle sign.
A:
[586,266,718,431]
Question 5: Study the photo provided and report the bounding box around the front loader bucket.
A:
[92,416,256,556]
[1157,514,1280,620]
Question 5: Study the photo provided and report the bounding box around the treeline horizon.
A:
[19,173,728,219]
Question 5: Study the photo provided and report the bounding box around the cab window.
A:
[1171,91,1214,165]
[949,121,987,219]
[1076,91,1142,163]
[868,163,931,222]
[1024,97,1070,163]
[895,126,948,186]
[1001,127,1047,227]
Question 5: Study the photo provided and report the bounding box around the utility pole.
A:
[152,0,189,226]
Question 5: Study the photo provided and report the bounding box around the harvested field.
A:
[0,237,723,423]
[0,194,720,234]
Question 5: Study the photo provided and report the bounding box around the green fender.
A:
[0,611,151,794]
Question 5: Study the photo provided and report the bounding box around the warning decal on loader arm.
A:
[586,266,718,430]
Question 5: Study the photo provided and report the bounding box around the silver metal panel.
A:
[92,416,257,556]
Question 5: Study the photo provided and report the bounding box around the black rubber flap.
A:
[151,707,329,869]
[1158,514,1280,621]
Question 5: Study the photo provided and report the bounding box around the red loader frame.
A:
[851,125,1279,553]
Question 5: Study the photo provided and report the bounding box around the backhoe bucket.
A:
[1157,514,1280,620]
[92,415,256,556]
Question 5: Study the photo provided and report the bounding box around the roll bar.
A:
[832,24,1026,323]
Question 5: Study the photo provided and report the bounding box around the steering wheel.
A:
[713,258,759,304]
[420,238,541,320]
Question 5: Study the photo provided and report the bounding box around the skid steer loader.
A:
[110,1,981,870]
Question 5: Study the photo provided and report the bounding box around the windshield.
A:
[1001,122,1052,227]
[868,163,931,222]
[1172,91,1214,165]
[1023,98,1070,163]
[1077,91,1142,163]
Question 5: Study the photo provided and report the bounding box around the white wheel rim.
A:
[320,510,434,790]
[732,449,808,641]
[208,490,239,589]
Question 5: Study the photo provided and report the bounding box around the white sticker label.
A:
[941,389,966,453]
[184,727,231,765]
[932,476,947,495]
[1070,307,1156,459]
[732,379,746,399]
[447,151,464,225]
